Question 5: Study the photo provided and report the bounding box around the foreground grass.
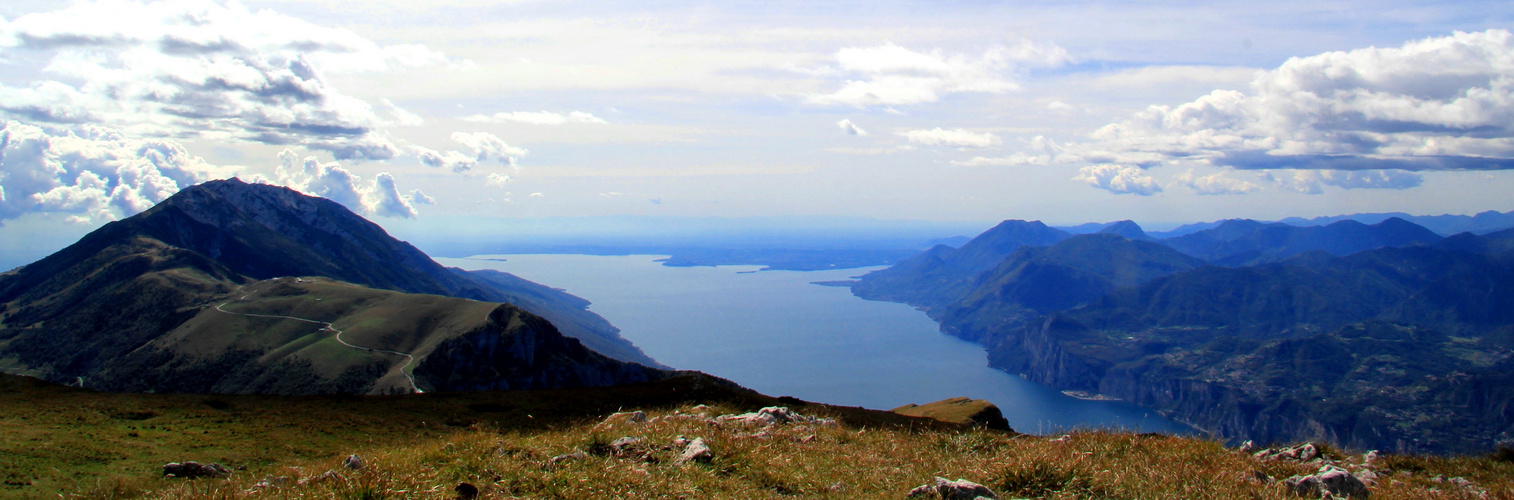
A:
[5,374,1512,499]
[72,407,1514,499]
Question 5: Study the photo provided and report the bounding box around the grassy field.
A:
[3,374,1511,499]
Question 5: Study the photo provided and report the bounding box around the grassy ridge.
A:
[4,374,1512,499]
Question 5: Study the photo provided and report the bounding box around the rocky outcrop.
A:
[412,304,666,392]
[892,397,1012,431]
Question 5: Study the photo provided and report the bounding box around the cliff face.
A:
[974,317,1514,454]
[413,304,667,392]
[856,217,1514,455]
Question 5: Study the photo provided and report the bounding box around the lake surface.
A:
[439,254,1193,435]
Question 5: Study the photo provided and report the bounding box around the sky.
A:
[3,0,1514,263]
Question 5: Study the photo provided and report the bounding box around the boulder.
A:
[1284,465,1369,499]
[907,476,999,499]
[675,437,713,465]
[343,454,364,470]
[162,461,230,479]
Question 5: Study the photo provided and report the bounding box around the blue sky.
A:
[2,0,1514,263]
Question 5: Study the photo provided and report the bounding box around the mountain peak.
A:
[1096,220,1151,240]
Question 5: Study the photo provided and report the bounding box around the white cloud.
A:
[451,132,527,166]
[262,149,420,218]
[0,0,451,160]
[0,121,213,224]
[1263,169,1424,194]
[413,146,477,173]
[1068,30,1514,176]
[953,136,1060,166]
[808,41,1069,107]
[1173,169,1262,195]
[900,128,1001,148]
[836,119,868,136]
[486,173,511,187]
[407,189,435,205]
[529,192,544,198]
[370,172,417,218]
[1073,164,1162,196]
[462,111,608,125]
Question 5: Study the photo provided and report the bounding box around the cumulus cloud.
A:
[486,173,511,187]
[901,128,1002,148]
[1068,30,1514,177]
[1173,169,1262,195]
[262,149,420,218]
[836,119,868,136]
[0,120,213,224]
[451,132,527,166]
[462,111,608,125]
[0,0,451,160]
[1073,164,1162,196]
[808,40,1070,107]
[413,146,477,173]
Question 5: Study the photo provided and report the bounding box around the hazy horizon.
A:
[3,0,1514,262]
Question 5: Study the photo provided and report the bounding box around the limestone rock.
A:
[548,451,586,466]
[162,461,230,479]
[718,406,836,426]
[675,437,713,465]
[907,476,999,499]
[608,436,651,461]
[1256,443,1321,463]
[1284,465,1369,499]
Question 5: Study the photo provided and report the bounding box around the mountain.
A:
[1159,217,1442,265]
[0,179,665,394]
[851,215,1514,454]
[850,220,1070,307]
[1096,220,1153,241]
[933,234,1204,343]
[966,243,1514,453]
[1277,209,1514,236]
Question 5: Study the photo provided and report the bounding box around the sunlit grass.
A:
[98,405,1514,499]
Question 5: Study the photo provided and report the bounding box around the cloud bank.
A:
[808,41,1069,107]
[462,111,608,125]
[0,0,450,160]
[901,128,1001,148]
[1032,30,1514,195]
[0,121,212,224]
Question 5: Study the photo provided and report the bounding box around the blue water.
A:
[439,254,1193,435]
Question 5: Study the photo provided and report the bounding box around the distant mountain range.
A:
[1143,209,1514,238]
[0,179,665,395]
[851,216,1514,454]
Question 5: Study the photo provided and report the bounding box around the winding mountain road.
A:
[212,283,424,394]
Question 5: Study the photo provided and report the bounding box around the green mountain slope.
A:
[0,178,656,367]
[0,180,666,394]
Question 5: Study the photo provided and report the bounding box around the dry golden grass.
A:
[109,405,1513,500]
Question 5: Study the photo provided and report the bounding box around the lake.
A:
[439,254,1194,435]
